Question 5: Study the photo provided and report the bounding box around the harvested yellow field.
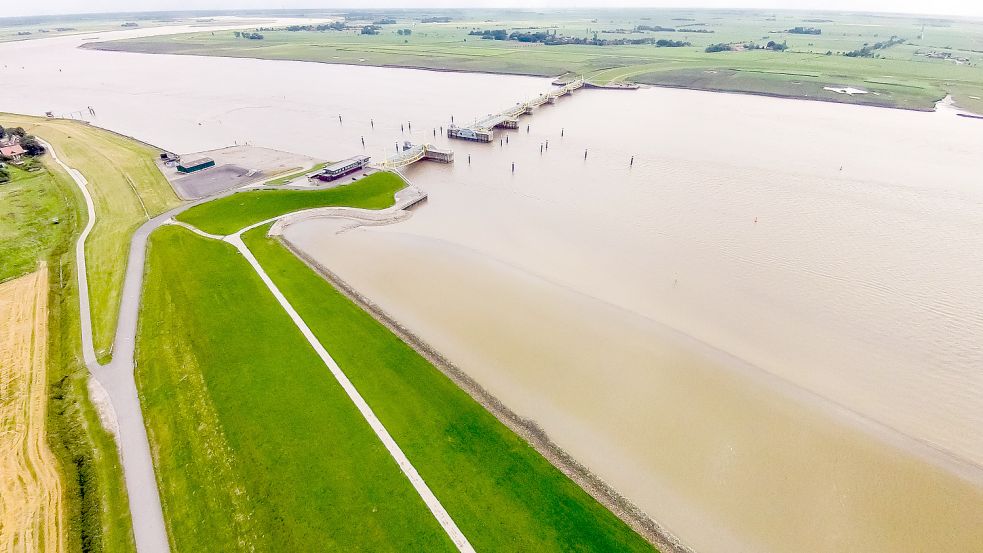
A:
[0,267,65,553]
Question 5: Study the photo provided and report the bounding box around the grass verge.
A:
[135,225,455,552]
[1,114,182,363]
[175,171,403,235]
[242,224,656,552]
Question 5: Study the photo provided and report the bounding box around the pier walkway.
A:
[448,80,585,142]
[377,142,454,170]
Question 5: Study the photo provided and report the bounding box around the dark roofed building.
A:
[177,157,215,173]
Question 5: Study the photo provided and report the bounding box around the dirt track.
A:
[0,267,65,553]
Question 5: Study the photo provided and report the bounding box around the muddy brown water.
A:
[3,25,982,553]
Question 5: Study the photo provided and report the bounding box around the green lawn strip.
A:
[2,113,182,363]
[243,225,657,552]
[25,155,136,553]
[265,162,328,186]
[175,171,404,235]
[136,225,455,552]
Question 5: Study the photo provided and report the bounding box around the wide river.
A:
[2,24,982,553]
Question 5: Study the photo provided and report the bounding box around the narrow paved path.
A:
[230,226,475,553]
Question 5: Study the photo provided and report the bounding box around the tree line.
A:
[467,29,690,47]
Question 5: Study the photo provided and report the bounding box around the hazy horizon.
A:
[3,2,983,20]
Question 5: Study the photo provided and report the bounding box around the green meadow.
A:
[136,225,455,552]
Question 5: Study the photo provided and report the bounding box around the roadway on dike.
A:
[45,138,469,553]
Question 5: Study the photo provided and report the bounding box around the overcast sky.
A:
[5,1,983,19]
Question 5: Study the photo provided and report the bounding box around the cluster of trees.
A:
[705,43,733,53]
[844,36,905,57]
[655,39,691,47]
[510,31,557,43]
[468,29,689,47]
[787,27,821,35]
[283,22,346,32]
[421,16,452,23]
[360,25,381,35]
[706,41,788,53]
[21,137,43,156]
[396,28,412,36]
[373,18,397,25]
[233,31,264,40]
[470,29,509,40]
[635,25,677,32]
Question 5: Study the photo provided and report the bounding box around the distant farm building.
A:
[0,144,26,162]
[309,155,370,182]
[177,157,215,173]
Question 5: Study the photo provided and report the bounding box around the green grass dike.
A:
[241,224,657,552]
[136,225,456,552]
[175,171,404,235]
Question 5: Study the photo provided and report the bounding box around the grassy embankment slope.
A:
[0,155,135,552]
[141,173,656,551]
[176,170,405,234]
[87,9,983,113]
[2,114,182,363]
[137,225,456,552]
